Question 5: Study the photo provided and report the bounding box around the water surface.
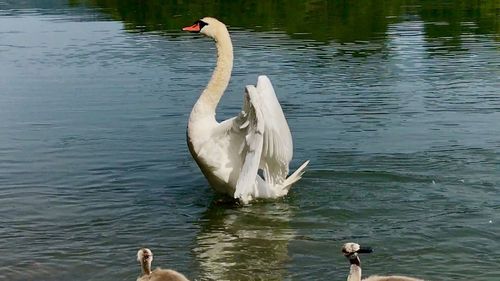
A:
[0,1,499,280]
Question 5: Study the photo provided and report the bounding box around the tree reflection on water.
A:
[74,0,498,44]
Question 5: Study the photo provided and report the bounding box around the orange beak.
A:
[182,22,201,32]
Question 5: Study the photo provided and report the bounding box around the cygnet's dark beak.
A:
[357,247,373,254]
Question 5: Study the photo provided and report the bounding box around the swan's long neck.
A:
[190,27,233,123]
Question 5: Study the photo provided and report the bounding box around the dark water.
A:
[1,1,499,280]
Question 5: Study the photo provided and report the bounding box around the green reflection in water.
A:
[420,0,498,37]
[74,0,498,43]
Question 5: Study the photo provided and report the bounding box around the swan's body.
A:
[183,17,309,204]
[342,243,425,281]
[137,248,189,281]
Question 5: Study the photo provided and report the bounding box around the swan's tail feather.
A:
[281,160,310,191]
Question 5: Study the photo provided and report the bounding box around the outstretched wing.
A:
[233,75,293,202]
[255,75,293,186]
[232,85,264,203]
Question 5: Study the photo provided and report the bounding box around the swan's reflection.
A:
[194,201,295,281]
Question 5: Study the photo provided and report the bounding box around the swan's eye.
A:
[197,20,208,29]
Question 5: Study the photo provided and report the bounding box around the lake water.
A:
[0,1,499,280]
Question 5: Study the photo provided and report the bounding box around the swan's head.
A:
[137,248,153,267]
[182,17,227,39]
[342,242,373,266]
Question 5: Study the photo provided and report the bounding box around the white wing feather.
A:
[233,85,264,202]
[255,75,293,186]
[233,75,295,202]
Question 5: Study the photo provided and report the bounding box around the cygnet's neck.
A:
[190,27,233,124]
[141,260,152,275]
[348,264,362,281]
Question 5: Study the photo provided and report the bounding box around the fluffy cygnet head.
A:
[137,248,153,263]
[342,242,373,266]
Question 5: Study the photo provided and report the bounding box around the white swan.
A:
[342,243,425,281]
[182,17,309,204]
[136,248,189,281]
